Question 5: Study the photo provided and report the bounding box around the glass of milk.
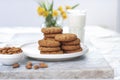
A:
[67,10,86,42]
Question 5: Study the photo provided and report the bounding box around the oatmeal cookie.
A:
[40,50,63,54]
[62,45,80,51]
[44,33,62,38]
[39,47,61,52]
[55,33,77,42]
[62,38,80,45]
[41,27,63,34]
[44,37,54,40]
[64,48,82,53]
[38,39,61,47]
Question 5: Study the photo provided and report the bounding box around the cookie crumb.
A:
[34,65,39,70]
[12,63,20,68]
[39,62,48,68]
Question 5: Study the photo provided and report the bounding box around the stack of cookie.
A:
[38,27,82,54]
[38,39,63,54]
[55,34,82,53]
[41,27,63,40]
[38,27,63,54]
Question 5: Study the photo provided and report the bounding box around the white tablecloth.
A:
[0,26,120,79]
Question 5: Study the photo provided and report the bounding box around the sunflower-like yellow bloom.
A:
[62,12,67,19]
[43,11,49,17]
[66,6,72,10]
[52,10,58,17]
[58,6,63,12]
[37,6,45,16]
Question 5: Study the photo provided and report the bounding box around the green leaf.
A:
[37,2,43,7]
[72,4,79,9]
[46,14,52,21]
[46,0,50,10]
[42,2,48,11]
[49,0,53,12]
[45,14,54,27]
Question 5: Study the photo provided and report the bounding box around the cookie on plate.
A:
[44,33,62,38]
[62,45,80,51]
[44,37,55,40]
[64,48,82,53]
[38,39,61,47]
[62,38,80,45]
[41,27,63,34]
[39,47,61,52]
[40,50,63,54]
[55,33,77,42]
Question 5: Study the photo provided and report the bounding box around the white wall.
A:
[54,0,118,30]
[0,0,41,27]
[117,0,120,32]
[0,0,118,30]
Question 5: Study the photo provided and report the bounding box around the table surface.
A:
[0,26,120,79]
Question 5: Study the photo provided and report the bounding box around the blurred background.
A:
[0,0,119,32]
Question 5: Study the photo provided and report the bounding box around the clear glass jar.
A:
[41,16,63,28]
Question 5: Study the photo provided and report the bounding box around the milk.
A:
[67,10,86,42]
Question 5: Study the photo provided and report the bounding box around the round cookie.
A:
[62,45,80,51]
[44,33,62,38]
[62,38,80,45]
[44,37,54,40]
[64,48,82,53]
[39,47,61,52]
[38,39,61,47]
[55,33,77,42]
[41,27,63,34]
[40,50,63,54]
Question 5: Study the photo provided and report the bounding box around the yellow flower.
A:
[58,6,63,12]
[66,6,72,10]
[43,11,49,17]
[52,10,58,17]
[62,12,67,19]
[37,6,45,16]
[60,10,65,15]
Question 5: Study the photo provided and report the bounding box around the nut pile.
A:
[0,47,23,54]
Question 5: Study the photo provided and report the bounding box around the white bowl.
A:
[0,52,24,66]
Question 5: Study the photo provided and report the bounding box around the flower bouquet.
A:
[37,1,79,27]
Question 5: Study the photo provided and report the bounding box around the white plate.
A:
[22,42,88,61]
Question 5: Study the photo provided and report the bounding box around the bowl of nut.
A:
[0,47,23,65]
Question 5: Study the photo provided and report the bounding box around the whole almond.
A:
[26,61,32,66]
[39,62,48,68]
[34,65,39,70]
[26,65,32,69]
[12,63,20,68]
